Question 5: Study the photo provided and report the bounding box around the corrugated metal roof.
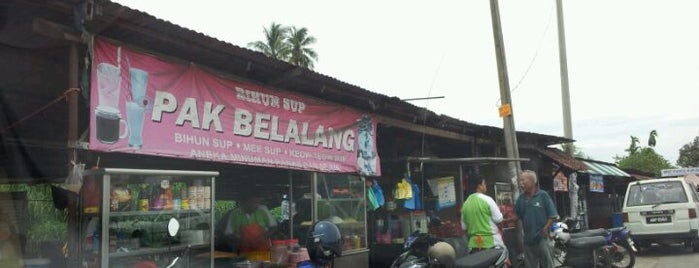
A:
[536,148,587,171]
[580,160,630,177]
[621,168,654,180]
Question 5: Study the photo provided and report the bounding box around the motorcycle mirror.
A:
[167,217,180,237]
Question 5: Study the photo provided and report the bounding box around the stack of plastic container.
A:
[271,240,289,265]
[287,239,310,268]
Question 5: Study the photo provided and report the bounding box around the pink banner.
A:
[89,38,380,176]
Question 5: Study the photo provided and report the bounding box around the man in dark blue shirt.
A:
[510,170,558,268]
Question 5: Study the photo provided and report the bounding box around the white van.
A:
[622,177,699,251]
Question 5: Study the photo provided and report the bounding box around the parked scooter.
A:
[390,231,508,268]
[607,226,637,267]
[550,222,613,268]
[568,226,636,268]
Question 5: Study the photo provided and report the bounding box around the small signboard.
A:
[428,176,456,209]
[498,104,512,117]
[661,168,699,177]
[494,182,515,228]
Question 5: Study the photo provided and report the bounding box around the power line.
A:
[420,52,446,156]
[496,4,555,107]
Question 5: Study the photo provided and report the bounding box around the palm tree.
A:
[247,22,290,60]
[627,135,640,154]
[648,130,658,147]
[287,26,318,69]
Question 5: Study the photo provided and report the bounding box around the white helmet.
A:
[428,241,456,268]
[554,231,571,243]
[550,222,568,233]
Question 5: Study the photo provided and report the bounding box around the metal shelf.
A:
[110,209,210,217]
[109,244,209,258]
[318,198,363,202]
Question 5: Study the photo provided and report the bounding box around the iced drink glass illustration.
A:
[129,68,148,103]
[126,101,145,148]
[97,63,121,109]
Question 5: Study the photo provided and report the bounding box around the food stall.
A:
[77,37,379,267]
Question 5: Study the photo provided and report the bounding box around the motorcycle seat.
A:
[454,248,503,268]
[569,228,607,239]
[568,235,607,249]
[608,227,625,234]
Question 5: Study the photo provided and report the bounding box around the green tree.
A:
[677,136,699,167]
[562,143,588,159]
[287,26,318,69]
[648,130,658,147]
[616,147,673,177]
[247,22,291,60]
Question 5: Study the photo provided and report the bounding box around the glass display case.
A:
[80,168,218,268]
[313,173,367,253]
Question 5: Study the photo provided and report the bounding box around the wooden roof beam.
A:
[376,115,474,142]
[32,18,82,43]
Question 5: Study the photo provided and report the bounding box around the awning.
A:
[580,160,630,177]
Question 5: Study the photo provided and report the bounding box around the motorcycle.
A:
[390,231,508,268]
[567,226,636,268]
[550,222,613,268]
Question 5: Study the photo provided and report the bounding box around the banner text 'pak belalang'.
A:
[89,38,380,176]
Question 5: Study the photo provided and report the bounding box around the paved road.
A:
[635,244,699,268]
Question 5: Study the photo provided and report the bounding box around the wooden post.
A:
[67,43,80,265]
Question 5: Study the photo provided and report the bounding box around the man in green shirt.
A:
[511,170,558,268]
[222,193,278,252]
[461,177,504,251]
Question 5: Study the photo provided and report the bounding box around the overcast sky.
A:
[113,0,699,165]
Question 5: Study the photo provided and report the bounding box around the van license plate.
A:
[646,216,671,224]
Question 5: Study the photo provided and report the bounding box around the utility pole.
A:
[489,0,524,257]
[557,0,574,153]
[489,0,521,177]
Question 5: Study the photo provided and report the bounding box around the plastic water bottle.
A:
[281,194,290,221]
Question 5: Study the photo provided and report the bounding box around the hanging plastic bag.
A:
[51,161,84,210]
[371,179,385,207]
[404,182,422,210]
[367,187,380,211]
[64,161,85,193]
[395,177,413,200]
